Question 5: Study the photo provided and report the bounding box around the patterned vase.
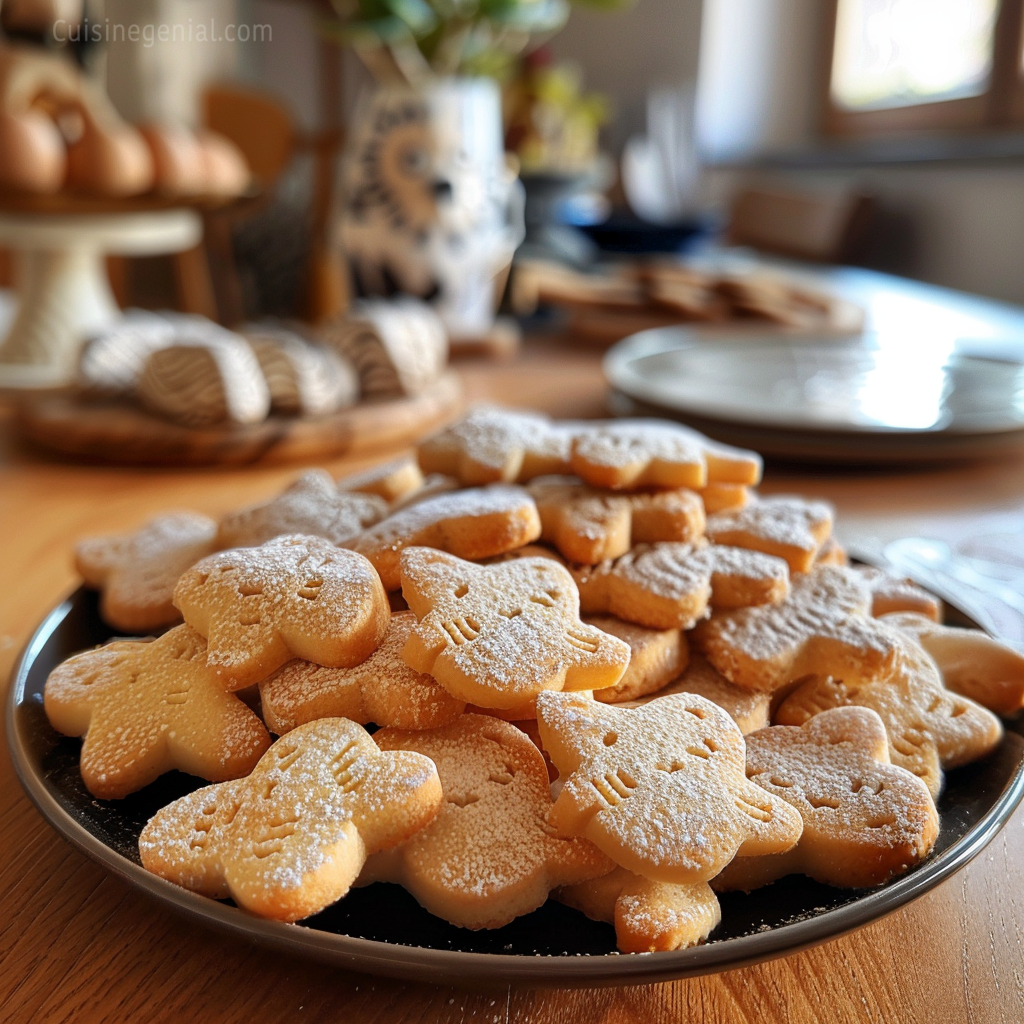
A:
[339,77,524,340]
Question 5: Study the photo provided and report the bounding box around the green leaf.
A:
[385,0,440,34]
[487,0,570,32]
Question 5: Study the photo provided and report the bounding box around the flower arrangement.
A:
[322,0,634,83]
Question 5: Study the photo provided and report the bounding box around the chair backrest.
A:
[727,186,874,263]
[202,84,296,187]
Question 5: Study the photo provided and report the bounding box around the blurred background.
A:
[4,0,1022,325]
[74,0,1024,306]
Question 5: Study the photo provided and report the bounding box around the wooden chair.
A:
[200,78,348,326]
[727,186,875,264]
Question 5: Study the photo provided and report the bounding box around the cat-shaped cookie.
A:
[536,691,802,883]
[174,534,390,689]
[715,707,939,891]
[363,715,611,929]
[776,632,1003,799]
[400,548,630,709]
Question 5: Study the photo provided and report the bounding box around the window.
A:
[823,0,1024,135]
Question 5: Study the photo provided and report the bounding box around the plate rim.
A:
[603,327,1024,440]
[7,583,1024,988]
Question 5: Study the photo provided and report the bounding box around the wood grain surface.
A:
[2,339,1024,1023]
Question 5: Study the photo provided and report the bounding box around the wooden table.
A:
[3,331,1024,1023]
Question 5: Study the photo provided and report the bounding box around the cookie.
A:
[260,612,465,734]
[584,617,688,704]
[528,477,705,564]
[75,511,218,633]
[705,495,834,574]
[536,691,803,883]
[329,296,448,398]
[344,486,542,591]
[570,420,762,490]
[78,310,181,394]
[882,612,1024,716]
[573,542,790,630]
[464,690,596,724]
[856,567,941,620]
[815,537,849,567]
[417,405,577,484]
[174,534,390,690]
[136,338,272,427]
[698,483,750,515]
[216,470,387,550]
[138,718,443,921]
[244,326,357,416]
[363,715,611,929]
[44,625,271,800]
[693,564,898,693]
[647,272,728,321]
[556,868,721,953]
[337,457,425,504]
[714,707,938,892]
[775,631,1003,799]
[400,548,631,710]
[624,654,771,735]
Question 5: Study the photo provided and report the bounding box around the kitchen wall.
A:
[550,0,704,155]
[696,0,1024,307]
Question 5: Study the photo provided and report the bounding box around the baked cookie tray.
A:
[8,579,1024,988]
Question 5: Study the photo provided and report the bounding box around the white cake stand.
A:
[0,204,202,389]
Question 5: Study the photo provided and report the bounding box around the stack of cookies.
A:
[76,301,448,430]
[45,407,1024,953]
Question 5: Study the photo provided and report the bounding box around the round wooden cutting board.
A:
[14,371,463,467]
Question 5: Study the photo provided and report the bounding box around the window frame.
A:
[822,0,1024,137]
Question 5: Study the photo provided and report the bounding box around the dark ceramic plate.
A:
[7,586,1024,987]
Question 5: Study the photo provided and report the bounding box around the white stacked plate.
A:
[604,327,1024,462]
